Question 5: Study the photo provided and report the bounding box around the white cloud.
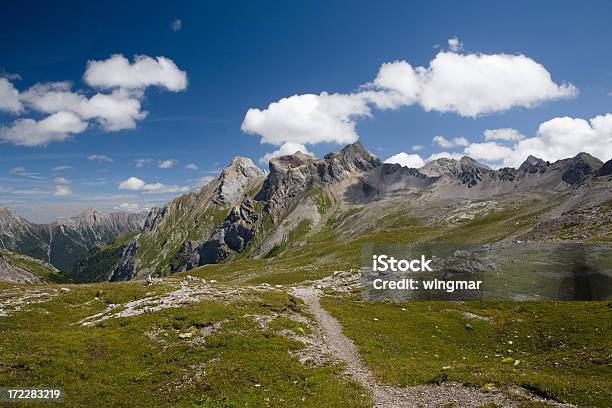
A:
[20,82,147,131]
[500,113,612,167]
[426,151,464,161]
[118,176,189,194]
[53,165,75,171]
[483,128,525,142]
[448,37,463,52]
[384,152,425,168]
[0,111,88,147]
[53,185,72,196]
[84,54,188,91]
[242,39,575,150]
[158,159,177,169]
[433,113,612,168]
[134,158,154,168]
[242,92,369,147]
[87,154,113,163]
[366,60,420,108]
[259,142,314,164]
[1,54,186,147]
[433,135,469,148]
[414,51,576,117]
[411,144,424,151]
[464,142,514,162]
[118,177,146,190]
[184,163,198,171]
[171,19,182,32]
[0,78,23,113]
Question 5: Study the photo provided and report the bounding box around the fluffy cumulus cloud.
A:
[0,54,187,147]
[243,38,576,159]
[242,92,370,147]
[464,141,514,162]
[392,51,577,117]
[417,114,612,168]
[447,37,463,52]
[0,111,88,146]
[184,163,198,171]
[432,135,469,148]
[500,114,612,167]
[118,176,189,194]
[0,78,23,113]
[19,82,147,131]
[384,152,426,168]
[83,54,187,91]
[259,142,314,164]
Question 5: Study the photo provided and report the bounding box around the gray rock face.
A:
[559,153,603,185]
[261,142,381,220]
[177,198,262,268]
[596,159,612,177]
[212,157,265,205]
[519,155,549,174]
[0,208,146,272]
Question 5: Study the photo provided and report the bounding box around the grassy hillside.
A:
[0,282,369,407]
[322,296,611,407]
[0,250,68,283]
[71,232,139,283]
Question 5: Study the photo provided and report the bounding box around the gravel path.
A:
[292,285,572,408]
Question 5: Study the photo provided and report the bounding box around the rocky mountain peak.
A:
[419,158,461,177]
[560,152,603,185]
[326,141,381,171]
[213,156,266,205]
[519,155,549,174]
[269,151,316,173]
[0,207,19,222]
[459,156,490,170]
[419,156,491,187]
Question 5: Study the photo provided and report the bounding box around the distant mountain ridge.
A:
[75,142,611,282]
[0,208,147,272]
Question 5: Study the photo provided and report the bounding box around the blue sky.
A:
[1,0,611,222]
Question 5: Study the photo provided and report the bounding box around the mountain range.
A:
[0,208,146,273]
[65,142,611,283]
[1,142,610,283]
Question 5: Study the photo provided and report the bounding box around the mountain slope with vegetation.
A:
[71,143,612,283]
[0,208,146,273]
[0,249,67,283]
